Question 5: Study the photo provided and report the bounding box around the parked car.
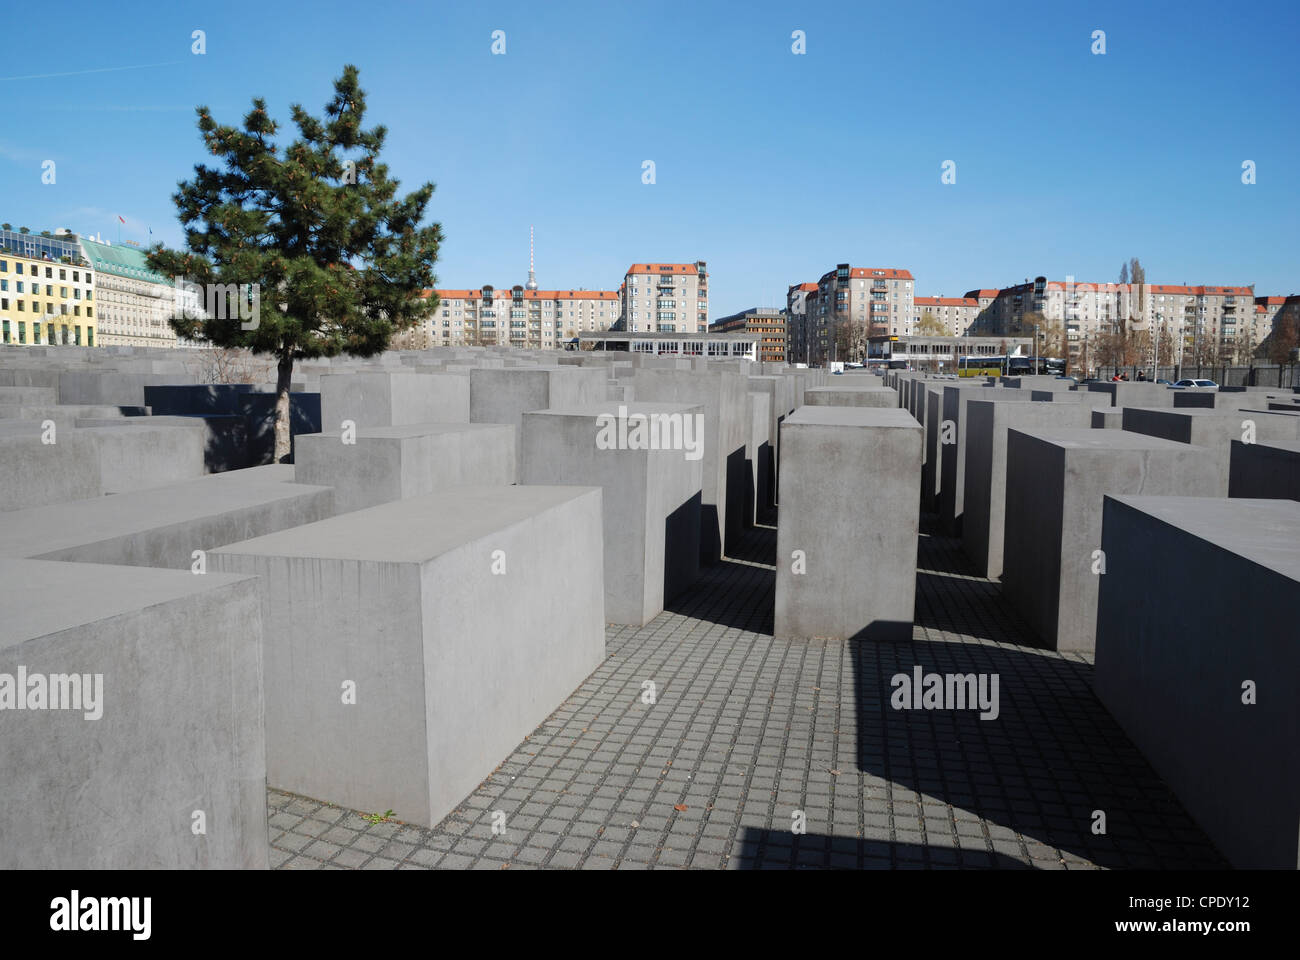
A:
[1055,375,1079,384]
[1155,378,1173,385]
[1173,379,1219,389]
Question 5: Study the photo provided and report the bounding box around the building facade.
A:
[620,262,708,334]
[785,282,816,365]
[968,277,1256,367]
[0,227,96,346]
[80,237,186,348]
[418,287,621,349]
[710,307,786,362]
[798,265,914,365]
[913,296,981,337]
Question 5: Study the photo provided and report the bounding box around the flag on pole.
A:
[117,215,125,224]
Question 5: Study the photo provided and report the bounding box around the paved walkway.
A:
[269,517,1224,870]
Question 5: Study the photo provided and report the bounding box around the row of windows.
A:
[0,259,93,283]
[0,299,93,317]
[0,280,91,299]
[0,320,94,345]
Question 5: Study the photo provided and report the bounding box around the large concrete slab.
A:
[1094,496,1300,870]
[470,366,608,462]
[803,384,898,408]
[1085,381,1175,408]
[1002,428,1219,653]
[775,407,922,641]
[939,386,1030,535]
[521,403,703,626]
[963,399,1092,579]
[0,558,267,869]
[632,369,749,562]
[0,469,334,568]
[1121,406,1300,495]
[320,371,471,430]
[1229,438,1300,500]
[210,485,605,830]
[295,422,517,513]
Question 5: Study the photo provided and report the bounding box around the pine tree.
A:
[148,65,443,461]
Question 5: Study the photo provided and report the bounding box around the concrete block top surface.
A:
[806,382,894,393]
[1108,495,1300,581]
[786,406,920,429]
[0,558,254,649]
[0,472,332,559]
[213,484,600,564]
[308,422,511,441]
[1012,426,1198,452]
[528,401,703,419]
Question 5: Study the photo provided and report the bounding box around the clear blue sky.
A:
[1,0,1295,317]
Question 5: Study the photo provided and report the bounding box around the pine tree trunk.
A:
[274,349,293,464]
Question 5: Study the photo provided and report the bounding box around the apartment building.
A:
[620,262,708,334]
[800,265,915,365]
[0,227,96,346]
[913,296,980,336]
[969,277,1255,365]
[80,237,186,348]
[1253,296,1299,352]
[710,307,786,362]
[785,282,816,365]
[420,287,621,348]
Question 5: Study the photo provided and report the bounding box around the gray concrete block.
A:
[0,469,334,568]
[0,430,101,510]
[775,407,921,641]
[79,424,207,494]
[210,485,605,829]
[1032,389,1112,407]
[320,371,471,430]
[921,385,943,511]
[1121,407,1300,496]
[939,386,1030,535]
[1002,428,1219,653]
[57,371,196,407]
[1091,407,1126,429]
[1229,438,1300,500]
[296,422,517,514]
[0,558,267,869]
[1094,496,1300,869]
[963,399,1092,579]
[632,369,749,562]
[746,391,773,525]
[470,366,608,461]
[521,403,702,625]
[804,384,898,408]
[1085,381,1175,408]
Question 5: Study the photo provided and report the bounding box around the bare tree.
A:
[197,346,274,384]
[916,310,946,336]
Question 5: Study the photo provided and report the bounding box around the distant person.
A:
[1121,372,1130,381]
[1136,370,1147,381]
[1111,373,1121,382]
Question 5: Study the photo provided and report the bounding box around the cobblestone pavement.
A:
[269,516,1225,870]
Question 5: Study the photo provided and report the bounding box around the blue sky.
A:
[1,0,1296,317]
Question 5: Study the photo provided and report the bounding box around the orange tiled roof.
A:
[626,263,699,275]
[916,296,977,307]
[818,267,914,282]
[1147,284,1253,296]
[428,288,617,301]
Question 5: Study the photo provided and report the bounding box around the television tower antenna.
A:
[526,225,538,291]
